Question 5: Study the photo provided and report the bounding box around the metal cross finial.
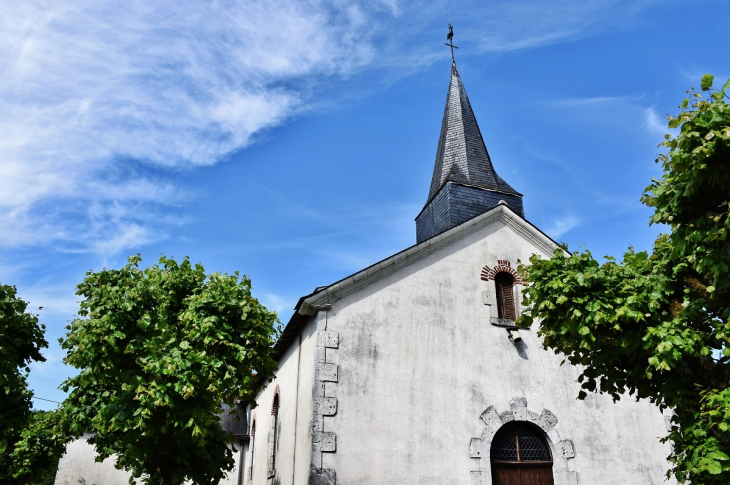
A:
[445,23,459,62]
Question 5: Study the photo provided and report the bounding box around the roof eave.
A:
[272,202,563,361]
[302,202,559,314]
[416,182,524,220]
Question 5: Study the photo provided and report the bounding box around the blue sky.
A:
[3,0,730,410]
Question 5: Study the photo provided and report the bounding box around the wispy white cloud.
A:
[0,0,682,256]
[678,67,730,87]
[544,215,581,239]
[0,0,389,254]
[643,107,669,135]
[542,94,672,137]
[262,293,297,315]
[459,0,668,53]
[544,95,646,108]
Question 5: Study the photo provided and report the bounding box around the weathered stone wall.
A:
[316,217,675,484]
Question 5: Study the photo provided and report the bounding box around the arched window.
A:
[491,421,553,485]
[267,393,280,478]
[249,419,256,480]
[495,272,516,321]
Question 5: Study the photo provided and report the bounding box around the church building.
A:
[242,60,675,485]
[55,58,675,485]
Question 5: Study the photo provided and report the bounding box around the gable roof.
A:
[426,62,521,205]
[272,202,559,359]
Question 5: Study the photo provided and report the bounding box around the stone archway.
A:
[470,398,577,485]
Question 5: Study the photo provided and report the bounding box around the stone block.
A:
[313,380,326,397]
[554,469,578,485]
[312,432,336,452]
[315,311,327,331]
[556,440,575,459]
[311,415,323,433]
[470,471,491,485]
[500,410,514,423]
[310,467,336,485]
[317,331,339,348]
[546,428,561,447]
[315,347,326,363]
[311,451,322,470]
[315,363,338,382]
[510,397,528,421]
[539,409,558,431]
[313,397,337,416]
[470,438,487,458]
[479,406,502,434]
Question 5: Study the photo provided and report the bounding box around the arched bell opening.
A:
[490,421,554,485]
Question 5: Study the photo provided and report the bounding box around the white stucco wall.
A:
[54,434,245,485]
[246,316,317,485]
[314,218,675,484]
[55,209,676,485]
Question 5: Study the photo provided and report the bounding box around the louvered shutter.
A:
[495,273,516,321]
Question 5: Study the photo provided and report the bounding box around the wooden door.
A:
[491,422,554,485]
[492,462,554,485]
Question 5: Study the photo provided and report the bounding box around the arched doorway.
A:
[490,421,554,485]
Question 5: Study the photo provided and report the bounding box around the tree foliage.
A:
[0,283,49,483]
[520,75,730,484]
[0,284,47,436]
[2,410,69,485]
[59,255,279,485]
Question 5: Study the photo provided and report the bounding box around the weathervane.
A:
[445,23,459,62]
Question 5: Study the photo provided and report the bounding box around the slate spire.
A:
[415,61,524,243]
[427,62,520,202]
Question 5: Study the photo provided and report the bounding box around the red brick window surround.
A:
[267,389,280,478]
[249,418,256,480]
[480,260,524,285]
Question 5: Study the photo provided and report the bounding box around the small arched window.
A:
[495,272,516,321]
[249,419,256,480]
[267,393,280,478]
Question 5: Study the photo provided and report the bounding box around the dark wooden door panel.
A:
[492,464,520,485]
[492,463,554,485]
[520,464,554,485]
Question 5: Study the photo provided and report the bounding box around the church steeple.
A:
[415,59,524,243]
[427,62,520,202]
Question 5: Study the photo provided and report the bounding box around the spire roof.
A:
[426,62,520,203]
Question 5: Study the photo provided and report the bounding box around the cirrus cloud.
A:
[0,0,682,256]
[0,0,391,253]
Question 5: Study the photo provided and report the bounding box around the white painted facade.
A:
[244,203,676,485]
[55,205,676,485]
[54,434,245,485]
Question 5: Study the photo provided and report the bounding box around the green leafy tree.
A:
[4,410,69,485]
[0,284,48,482]
[519,74,730,484]
[59,255,279,485]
